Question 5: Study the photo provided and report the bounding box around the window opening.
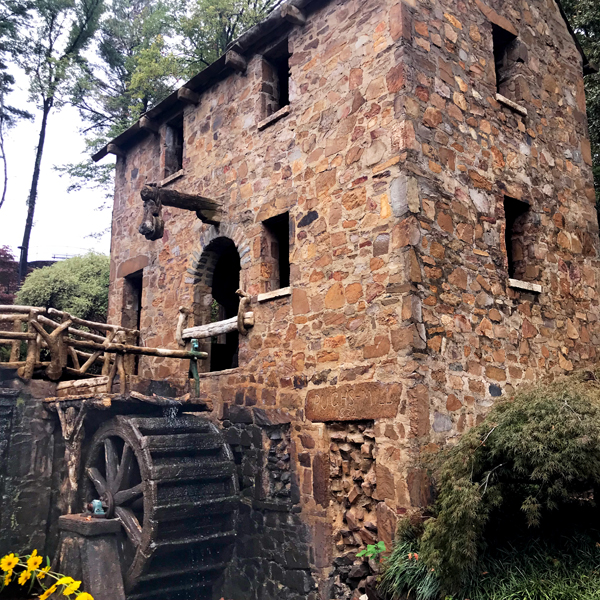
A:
[122,270,143,374]
[504,196,530,279]
[164,113,184,177]
[492,24,518,94]
[209,241,241,372]
[262,212,290,291]
[263,40,290,116]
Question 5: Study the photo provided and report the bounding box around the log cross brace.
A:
[139,185,224,241]
[31,318,72,381]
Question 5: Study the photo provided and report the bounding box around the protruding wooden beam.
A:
[225,50,247,72]
[177,87,200,105]
[139,116,159,133]
[141,185,224,225]
[281,3,306,25]
[107,143,125,158]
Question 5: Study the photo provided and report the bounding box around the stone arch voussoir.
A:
[188,223,251,288]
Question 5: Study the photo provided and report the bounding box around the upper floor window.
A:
[504,196,530,280]
[261,40,290,118]
[164,113,183,177]
[261,212,290,292]
[492,24,528,107]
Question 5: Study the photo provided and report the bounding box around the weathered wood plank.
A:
[182,312,254,340]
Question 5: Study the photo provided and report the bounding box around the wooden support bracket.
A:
[281,3,306,25]
[139,116,159,133]
[225,50,247,72]
[177,87,200,105]
[107,144,125,158]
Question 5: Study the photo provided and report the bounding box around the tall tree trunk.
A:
[19,99,52,283]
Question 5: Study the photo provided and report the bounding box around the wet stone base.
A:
[217,416,317,600]
[0,377,60,558]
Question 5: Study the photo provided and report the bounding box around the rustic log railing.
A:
[175,289,254,345]
[0,305,207,390]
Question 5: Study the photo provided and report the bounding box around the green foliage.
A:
[459,536,600,600]
[15,253,110,322]
[62,0,281,203]
[561,0,600,206]
[379,541,441,600]
[381,373,600,598]
[174,0,283,72]
[357,541,386,559]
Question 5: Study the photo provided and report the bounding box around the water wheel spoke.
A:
[113,443,133,492]
[86,467,108,496]
[114,483,144,506]
[104,438,119,490]
[115,506,142,547]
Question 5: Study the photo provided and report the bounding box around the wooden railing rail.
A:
[0,305,206,389]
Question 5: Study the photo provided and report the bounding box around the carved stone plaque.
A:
[306,382,402,422]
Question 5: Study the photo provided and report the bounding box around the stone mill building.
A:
[1,0,597,599]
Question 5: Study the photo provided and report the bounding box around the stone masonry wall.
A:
[0,377,59,558]
[106,0,598,596]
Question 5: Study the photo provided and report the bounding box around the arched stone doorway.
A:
[193,236,241,372]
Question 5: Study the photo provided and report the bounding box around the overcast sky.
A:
[1,79,113,262]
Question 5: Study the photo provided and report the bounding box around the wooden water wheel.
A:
[82,414,239,600]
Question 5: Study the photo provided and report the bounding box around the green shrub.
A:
[15,253,110,322]
[381,371,600,598]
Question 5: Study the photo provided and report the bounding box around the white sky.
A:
[0,77,113,262]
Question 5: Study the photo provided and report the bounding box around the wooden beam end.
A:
[225,50,247,72]
[281,3,306,25]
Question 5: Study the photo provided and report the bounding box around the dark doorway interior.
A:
[122,270,143,374]
[210,241,241,372]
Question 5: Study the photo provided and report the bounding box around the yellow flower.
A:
[18,570,32,585]
[56,576,75,586]
[27,550,43,572]
[37,566,51,580]
[75,593,94,600]
[40,583,58,600]
[63,580,81,596]
[4,570,12,586]
[0,554,18,572]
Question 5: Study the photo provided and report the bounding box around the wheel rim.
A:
[84,429,146,572]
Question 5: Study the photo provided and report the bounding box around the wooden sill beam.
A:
[182,312,254,340]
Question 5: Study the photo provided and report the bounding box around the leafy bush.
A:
[381,371,600,598]
[15,253,110,322]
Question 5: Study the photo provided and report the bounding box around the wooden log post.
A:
[176,307,190,348]
[56,401,89,514]
[10,319,21,362]
[19,310,42,379]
